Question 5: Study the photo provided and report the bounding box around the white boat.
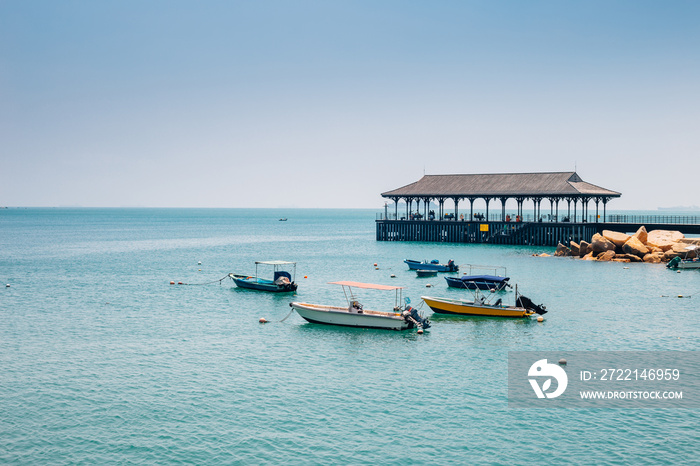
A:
[667,245,700,270]
[290,281,431,331]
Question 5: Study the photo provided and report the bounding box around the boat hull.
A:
[405,260,458,272]
[421,296,533,318]
[416,269,438,277]
[231,275,297,292]
[291,302,410,330]
[445,276,509,291]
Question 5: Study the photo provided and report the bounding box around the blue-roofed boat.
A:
[229,260,298,292]
[404,259,458,272]
[445,264,510,291]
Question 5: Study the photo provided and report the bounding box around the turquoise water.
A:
[1,208,698,464]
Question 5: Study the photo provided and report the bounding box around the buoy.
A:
[373,263,377,266]
[426,284,432,287]
[198,261,202,265]
[178,282,183,285]
[170,281,175,285]
[259,317,268,323]
[537,316,544,322]
[559,358,567,365]
[678,295,683,298]
[5,284,9,287]
[417,328,424,334]
[623,266,629,269]
[677,270,681,273]
[390,274,396,278]
[375,267,379,270]
[198,269,202,271]
[304,275,308,279]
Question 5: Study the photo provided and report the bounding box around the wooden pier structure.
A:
[376,172,700,246]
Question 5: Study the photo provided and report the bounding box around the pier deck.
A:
[376,217,700,246]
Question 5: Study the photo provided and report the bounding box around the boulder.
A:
[597,250,616,261]
[582,252,596,260]
[643,253,663,263]
[612,258,631,263]
[633,226,648,244]
[569,241,580,256]
[670,242,698,259]
[591,233,616,253]
[554,243,571,257]
[647,230,684,251]
[603,230,630,247]
[618,253,643,262]
[579,241,591,257]
[622,236,649,258]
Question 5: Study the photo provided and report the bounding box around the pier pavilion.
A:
[381,172,621,223]
[376,171,624,246]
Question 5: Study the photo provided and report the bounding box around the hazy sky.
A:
[1,1,698,209]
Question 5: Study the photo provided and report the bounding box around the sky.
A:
[1,0,699,209]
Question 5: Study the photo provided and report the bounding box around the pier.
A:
[376,172,700,246]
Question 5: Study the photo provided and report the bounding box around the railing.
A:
[376,212,700,225]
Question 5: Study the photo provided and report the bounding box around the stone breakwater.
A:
[553,226,700,263]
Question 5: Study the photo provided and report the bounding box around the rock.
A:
[633,226,648,244]
[622,236,649,258]
[670,242,698,258]
[569,241,580,256]
[579,240,591,257]
[643,253,663,263]
[582,252,596,260]
[591,233,616,254]
[619,253,643,262]
[554,243,571,257]
[538,253,551,257]
[603,230,631,247]
[612,258,631,263]
[597,250,616,261]
[647,230,684,251]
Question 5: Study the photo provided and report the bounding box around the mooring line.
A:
[177,274,231,286]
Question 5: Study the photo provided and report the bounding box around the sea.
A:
[1,208,698,465]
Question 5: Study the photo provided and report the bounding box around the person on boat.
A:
[349,300,363,313]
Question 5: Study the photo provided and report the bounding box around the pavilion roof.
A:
[381,172,620,199]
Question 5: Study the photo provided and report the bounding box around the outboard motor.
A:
[667,257,681,269]
[447,259,457,271]
[402,306,431,329]
[516,295,547,315]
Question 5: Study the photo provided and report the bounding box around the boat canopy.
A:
[328,281,403,291]
[460,275,509,282]
[255,260,296,265]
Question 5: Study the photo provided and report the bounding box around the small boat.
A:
[230,260,298,292]
[290,281,431,331]
[445,264,510,291]
[416,269,438,277]
[405,259,458,272]
[279,218,288,221]
[666,245,700,269]
[422,287,546,318]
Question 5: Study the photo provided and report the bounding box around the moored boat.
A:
[230,260,298,292]
[290,281,430,331]
[666,245,700,270]
[422,287,546,318]
[445,264,510,291]
[405,259,458,272]
[416,269,438,277]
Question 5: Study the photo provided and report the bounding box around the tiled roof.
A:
[381,172,620,198]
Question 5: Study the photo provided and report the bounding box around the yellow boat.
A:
[421,290,546,318]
